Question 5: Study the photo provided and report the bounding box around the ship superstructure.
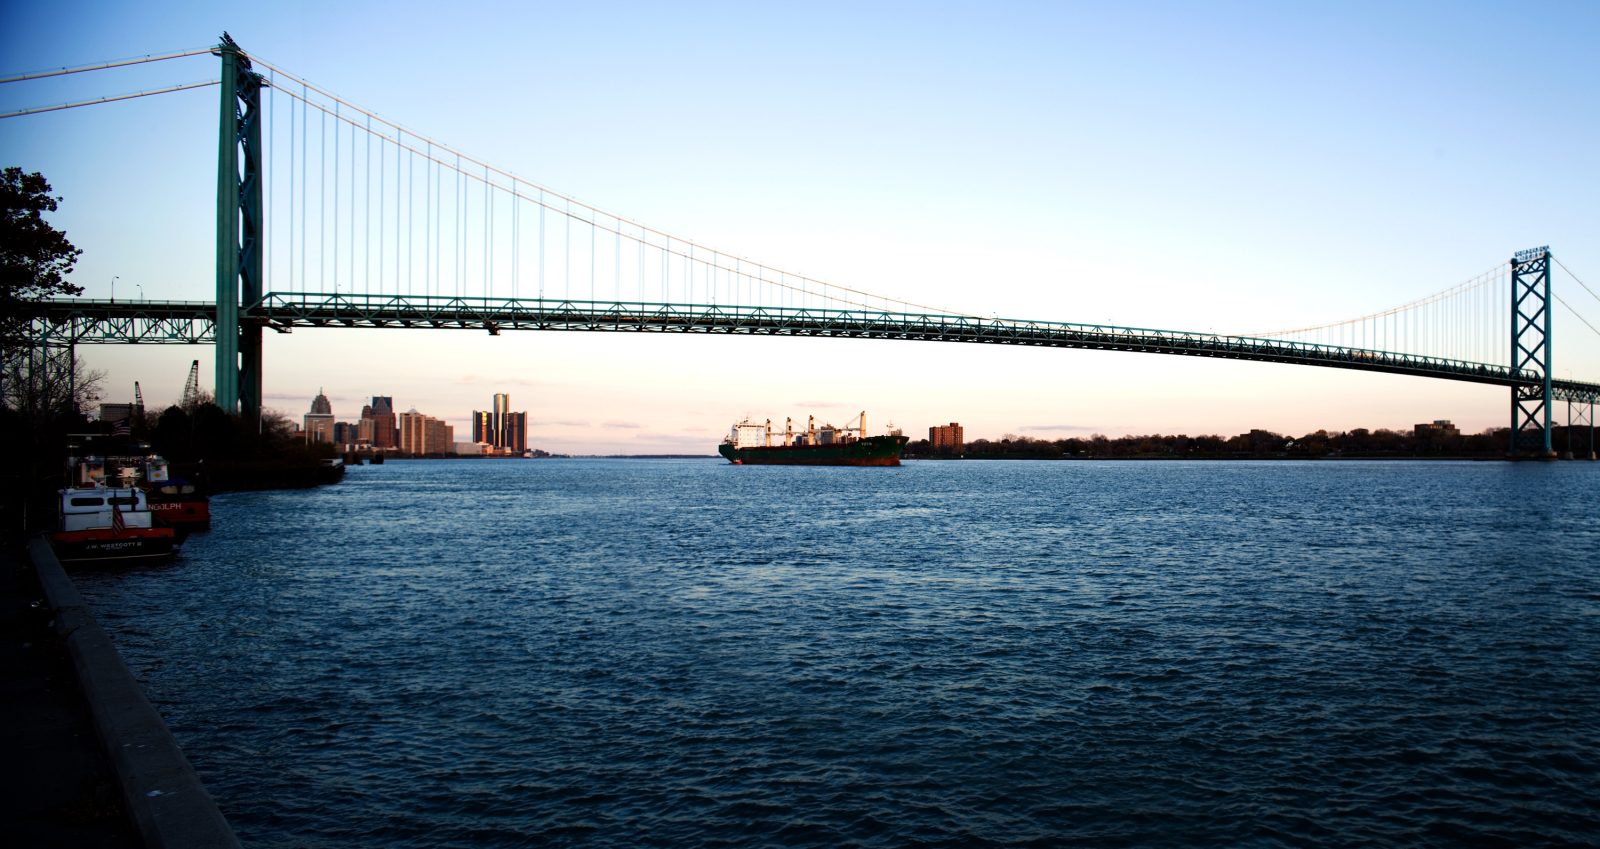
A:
[718,411,908,466]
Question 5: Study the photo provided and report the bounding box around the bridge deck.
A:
[26,295,1600,403]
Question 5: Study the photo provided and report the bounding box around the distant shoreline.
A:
[904,454,1525,462]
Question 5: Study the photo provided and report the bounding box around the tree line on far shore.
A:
[904,425,1593,460]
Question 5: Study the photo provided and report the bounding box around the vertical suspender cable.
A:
[399,130,406,296]
[348,106,355,294]
[366,115,372,294]
[288,77,294,292]
[485,164,491,297]
[434,149,441,297]
[512,178,518,299]
[320,101,326,292]
[425,142,432,297]
[266,70,273,294]
[538,189,545,301]
[455,154,463,298]
[333,102,339,294]
[377,117,383,293]
[300,85,307,296]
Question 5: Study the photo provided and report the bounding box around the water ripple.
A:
[75,459,1600,848]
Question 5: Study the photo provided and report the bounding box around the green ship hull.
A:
[719,434,909,466]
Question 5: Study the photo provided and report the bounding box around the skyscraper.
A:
[368,395,398,449]
[493,393,509,443]
[503,411,527,452]
[471,393,528,453]
[303,390,335,444]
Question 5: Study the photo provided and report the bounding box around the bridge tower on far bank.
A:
[1509,247,1555,457]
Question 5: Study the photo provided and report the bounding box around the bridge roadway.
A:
[27,295,1600,404]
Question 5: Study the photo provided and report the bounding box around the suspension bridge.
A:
[7,35,1600,458]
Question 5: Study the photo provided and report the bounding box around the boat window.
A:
[69,497,105,507]
[108,496,139,506]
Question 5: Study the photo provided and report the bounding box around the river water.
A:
[75,459,1598,847]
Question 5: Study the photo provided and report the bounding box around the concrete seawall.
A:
[29,538,241,849]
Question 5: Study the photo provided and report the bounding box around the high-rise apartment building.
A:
[929,422,964,454]
[471,393,528,453]
[398,409,454,455]
[303,390,336,444]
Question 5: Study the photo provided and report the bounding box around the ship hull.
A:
[719,435,909,466]
[50,528,177,565]
[146,497,211,532]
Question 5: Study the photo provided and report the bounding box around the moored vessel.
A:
[50,486,178,565]
[719,412,909,466]
[68,436,210,534]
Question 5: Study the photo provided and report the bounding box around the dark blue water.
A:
[76,459,1599,847]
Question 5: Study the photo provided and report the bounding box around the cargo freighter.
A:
[718,412,909,466]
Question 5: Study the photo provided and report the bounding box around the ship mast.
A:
[764,419,772,448]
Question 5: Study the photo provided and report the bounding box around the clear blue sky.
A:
[4,1,1597,452]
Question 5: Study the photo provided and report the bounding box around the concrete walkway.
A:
[0,546,136,847]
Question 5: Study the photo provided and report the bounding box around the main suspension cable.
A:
[0,47,214,84]
[0,79,217,119]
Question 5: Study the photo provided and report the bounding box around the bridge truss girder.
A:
[27,301,217,344]
[252,292,1557,387]
[32,293,1600,425]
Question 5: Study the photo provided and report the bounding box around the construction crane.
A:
[181,360,201,409]
[133,381,145,420]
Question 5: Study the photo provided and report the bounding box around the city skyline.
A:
[3,2,1597,453]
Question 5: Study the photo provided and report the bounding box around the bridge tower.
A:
[214,33,264,423]
[1509,246,1554,458]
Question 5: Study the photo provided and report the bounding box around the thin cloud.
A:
[1020,424,1103,432]
[457,374,546,388]
[531,419,590,428]
[602,421,643,429]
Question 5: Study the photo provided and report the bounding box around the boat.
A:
[66,436,210,534]
[143,477,211,533]
[718,411,909,466]
[50,486,178,565]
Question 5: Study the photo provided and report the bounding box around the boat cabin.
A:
[59,488,156,532]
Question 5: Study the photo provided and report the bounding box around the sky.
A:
[3,1,1598,454]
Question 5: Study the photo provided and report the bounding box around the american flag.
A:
[111,417,131,436]
[111,500,126,534]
